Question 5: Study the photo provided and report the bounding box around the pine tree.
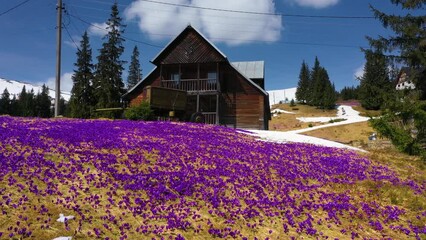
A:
[127,45,142,90]
[295,61,310,104]
[358,50,392,110]
[94,2,126,112]
[340,86,359,100]
[18,86,34,117]
[309,57,323,106]
[8,95,19,116]
[35,84,51,118]
[70,31,95,119]
[368,0,426,159]
[323,81,337,109]
[0,88,11,115]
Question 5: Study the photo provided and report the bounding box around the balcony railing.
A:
[202,112,217,124]
[161,79,217,92]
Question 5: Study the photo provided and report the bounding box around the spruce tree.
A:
[10,95,19,116]
[35,84,51,118]
[309,57,323,106]
[323,81,337,109]
[18,86,35,117]
[94,2,126,112]
[127,45,142,90]
[358,50,392,110]
[295,61,310,104]
[368,0,426,159]
[70,31,95,119]
[0,88,11,115]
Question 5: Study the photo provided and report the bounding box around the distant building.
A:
[395,67,425,90]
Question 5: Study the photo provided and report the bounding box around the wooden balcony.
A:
[202,112,217,124]
[161,79,218,93]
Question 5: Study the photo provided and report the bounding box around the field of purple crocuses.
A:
[0,116,425,239]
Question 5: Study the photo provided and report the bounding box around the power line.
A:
[0,0,32,17]
[82,0,374,20]
[66,12,163,48]
[63,23,79,50]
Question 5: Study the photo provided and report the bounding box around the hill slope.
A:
[0,77,71,101]
[0,116,425,239]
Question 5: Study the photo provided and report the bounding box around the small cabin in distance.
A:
[123,25,270,130]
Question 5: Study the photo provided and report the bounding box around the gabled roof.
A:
[151,25,227,65]
[229,64,268,96]
[231,61,264,79]
[123,25,268,98]
[122,67,157,99]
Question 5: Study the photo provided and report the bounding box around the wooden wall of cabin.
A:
[220,66,266,130]
[128,75,162,107]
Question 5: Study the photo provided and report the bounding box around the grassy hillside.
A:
[302,121,375,149]
[0,116,425,239]
[270,104,337,131]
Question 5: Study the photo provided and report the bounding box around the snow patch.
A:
[271,108,295,114]
[246,105,369,152]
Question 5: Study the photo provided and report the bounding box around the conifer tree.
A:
[18,86,35,117]
[0,88,11,115]
[295,61,310,104]
[127,45,142,90]
[309,57,322,106]
[368,0,426,158]
[323,81,337,109]
[35,84,51,118]
[358,50,392,110]
[70,31,95,119]
[9,95,19,116]
[94,2,126,112]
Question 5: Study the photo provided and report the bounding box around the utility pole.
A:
[54,0,63,117]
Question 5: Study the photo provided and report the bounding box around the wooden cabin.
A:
[122,25,270,130]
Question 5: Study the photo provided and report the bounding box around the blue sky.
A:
[0,0,415,92]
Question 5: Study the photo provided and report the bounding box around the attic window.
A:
[207,71,217,84]
[171,73,180,85]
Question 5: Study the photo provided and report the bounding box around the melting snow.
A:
[249,105,369,152]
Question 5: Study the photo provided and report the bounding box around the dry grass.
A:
[302,121,375,148]
[352,106,381,117]
[270,104,337,131]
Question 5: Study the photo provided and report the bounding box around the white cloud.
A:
[288,0,339,9]
[64,36,82,49]
[124,0,282,45]
[88,22,109,37]
[44,72,74,93]
[354,64,364,80]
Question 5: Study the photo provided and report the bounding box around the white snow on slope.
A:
[0,77,70,101]
[271,108,295,114]
[249,105,369,152]
[294,105,369,132]
[267,88,297,106]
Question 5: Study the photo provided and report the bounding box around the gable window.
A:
[207,71,217,84]
[171,73,180,84]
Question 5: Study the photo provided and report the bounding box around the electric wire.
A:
[66,12,163,48]
[63,23,80,50]
[80,0,375,19]
[0,0,32,17]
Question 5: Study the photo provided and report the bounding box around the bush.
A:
[124,101,153,121]
[289,99,296,107]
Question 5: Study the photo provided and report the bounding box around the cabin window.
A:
[207,71,217,84]
[171,73,180,83]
